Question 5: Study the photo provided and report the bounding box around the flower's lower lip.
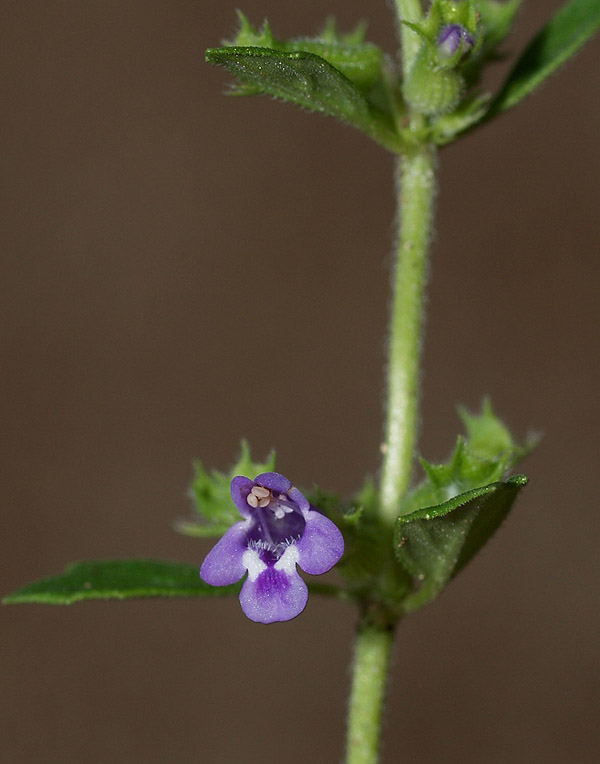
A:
[247,534,302,562]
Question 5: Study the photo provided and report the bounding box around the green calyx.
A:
[400,0,480,117]
[227,12,386,92]
[403,45,464,116]
[335,400,534,617]
[177,440,276,538]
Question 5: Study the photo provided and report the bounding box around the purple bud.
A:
[438,24,474,57]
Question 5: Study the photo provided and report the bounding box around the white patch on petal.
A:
[274,544,299,576]
[242,549,267,582]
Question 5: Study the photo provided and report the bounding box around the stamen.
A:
[251,486,270,499]
[257,497,270,508]
[247,493,259,508]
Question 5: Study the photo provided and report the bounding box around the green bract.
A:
[399,399,535,518]
[230,13,385,90]
[325,401,533,617]
[177,440,275,538]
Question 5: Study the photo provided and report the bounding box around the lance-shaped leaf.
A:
[206,46,400,152]
[2,560,241,605]
[488,0,600,116]
[2,559,344,606]
[394,475,528,612]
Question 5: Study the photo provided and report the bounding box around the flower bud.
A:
[437,24,475,59]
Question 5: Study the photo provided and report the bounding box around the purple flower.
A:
[200,471,344,623]
[438,24,474,57]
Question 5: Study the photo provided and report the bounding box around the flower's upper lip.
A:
[230,475,255,519]
[254,472,292,494]
[231,472,310,517]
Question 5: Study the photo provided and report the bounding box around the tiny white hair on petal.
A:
[242,549,267,582]
[274,544,299,576]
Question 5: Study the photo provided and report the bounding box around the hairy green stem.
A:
[346,148,436,763]
[380,149,437,524]
[344,8,436,763]
[345,618,396,764]
[394,0,424,75]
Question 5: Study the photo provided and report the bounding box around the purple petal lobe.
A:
[200,521,249,586]
[230,476,254,518]
[438,24,462,55]
[254,472,292,494]
[287,486,310,512]
[239,563,308,623]
[296,508,344,575]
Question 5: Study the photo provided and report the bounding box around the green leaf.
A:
[489,0,600,116]
[394,475,528,612]
[283,39,384,90]
[2,560,241,605]
[206,46,400,152]
[3,559,347,606]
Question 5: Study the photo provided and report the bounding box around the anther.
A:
[251,486,270,499]
[247,493,259,508]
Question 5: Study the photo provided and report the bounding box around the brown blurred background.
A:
[2,1,599,762]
